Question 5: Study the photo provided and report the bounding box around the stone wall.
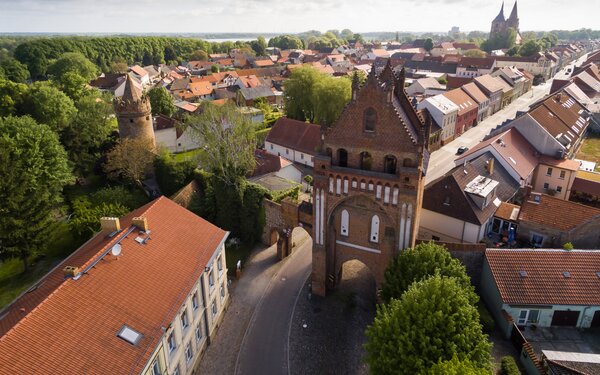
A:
[262,199,285,245]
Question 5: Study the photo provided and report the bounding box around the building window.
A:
[543,182,549,190]
[556,186,562,193]
[151,359,161,375]
[384,155,397,174]
[212,300,217,316]
[195,324,203,343]
[370,215,380,243]
[220,282,226,300]
[270,144,273,150]
[443,196,450,206]
[340,209,349,236]
[518,309,540,325]
[359,152,372,170]
[168,332,177,353]
[173,365,180,375]
[185,342,193,363]
[217,255,223,275]
[209,269,215,290]
[364,107,377,132]
[337,148,348,168]
[531,233,544,247]
[546,167,553,176]
[300,153,304,160]
[192,292,199,311]
[181,310,189,330]
[559,170,566,179]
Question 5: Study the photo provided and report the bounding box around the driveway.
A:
[235,231,312,375]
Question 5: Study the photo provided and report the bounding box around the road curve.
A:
[235,235,312,375]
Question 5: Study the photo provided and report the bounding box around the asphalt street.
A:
[235,231,312,375]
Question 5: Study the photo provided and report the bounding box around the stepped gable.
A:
[114,74,151,115]
[325,60,427,151]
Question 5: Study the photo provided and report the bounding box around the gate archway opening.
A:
[336,259,377,307]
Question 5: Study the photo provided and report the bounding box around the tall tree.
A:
[55,71,88,99]
[47,52,98,81]
[22,82,76,134]
[104,138,155,188]
[427,356,490,375]
[313,75,351,126]
[0,78,27,116]
[284,66,322,122]
[380,242,474,303]
[424,38,434,52]
[186,103,256,184]
[0,58,30,83]
[0,116,73,270]
[518,40,542,56]
[147,86,176,117]
[365,275,492,375]
[188,50,209,61]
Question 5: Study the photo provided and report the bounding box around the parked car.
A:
[457,146,469,155]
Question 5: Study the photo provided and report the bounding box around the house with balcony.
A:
[0,197,230,375]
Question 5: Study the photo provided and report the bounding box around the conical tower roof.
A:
[493,2,505,22]
[122,73,143,103]
[508,0,518,21]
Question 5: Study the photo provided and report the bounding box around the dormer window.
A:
[364,108,376,132]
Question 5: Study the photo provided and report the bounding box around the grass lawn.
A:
[0,222,85,309]
[576,135,600,171]
[174,149,204,163]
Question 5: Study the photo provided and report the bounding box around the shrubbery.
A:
[154,151,197,196]
[500,356,521,375]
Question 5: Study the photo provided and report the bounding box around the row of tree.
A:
[365,243,493,374]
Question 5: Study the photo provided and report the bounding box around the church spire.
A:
[508,0,518,21]
[493,1,505,22]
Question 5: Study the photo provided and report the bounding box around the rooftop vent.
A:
[563,271,571,278]
[117,325,142,345]
[519,270,527,278]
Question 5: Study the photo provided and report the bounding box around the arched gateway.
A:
[311,63,431,296]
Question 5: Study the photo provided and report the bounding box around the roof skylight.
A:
[117,325,142,345]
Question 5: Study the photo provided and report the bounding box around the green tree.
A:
[365,275,493,375]
[427,356,491,375]
[211,64,220,73]
[0,78,28,116]
[0,58,30,83]
[268,35,304,50]
[284,66,321,122]
[250,37,267,56]
[464,49,487,58]
[188,50,209,61]
[500,356,521,375]
[154,150,197,196]
[55,71,88,99]
[313,75,351,126]
[0,116,73,270]
[69,197,129,238]
[89,186,148,210]
[518,40,541,57]
[61,91,115,175]
[104,138,155,188]
[164,45,178,63]
[424,38,434,52]
[47,52,98,81]
[148,86,176,117]
[187,103,256,184]
[22,82,76,134]
[380,242,474,303]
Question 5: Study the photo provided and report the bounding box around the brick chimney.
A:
[132,217,149,232]
[100,217,120,232]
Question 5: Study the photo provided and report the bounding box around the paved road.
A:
[235,231,312,375]
[425,51,592,185]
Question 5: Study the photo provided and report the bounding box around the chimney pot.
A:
[100,217,121,232]
[132,217,149,232]
[488,158,495,175]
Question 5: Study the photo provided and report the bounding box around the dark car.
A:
[457,146,469,155]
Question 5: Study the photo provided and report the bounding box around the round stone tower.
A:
[113,74,156,147]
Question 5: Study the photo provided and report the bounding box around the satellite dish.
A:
[111,244,122,257]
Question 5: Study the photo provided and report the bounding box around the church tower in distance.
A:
[311,62,431,297]
[113,74,155,147]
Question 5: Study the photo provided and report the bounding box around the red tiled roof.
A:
[485,249,600,305]
[519,193,600,231]
[266,117,320,155]
[0,197,228,374]
[443,88,478,115]
[461,82,488,104]
[251,149,291,177]
[446,75,473,90]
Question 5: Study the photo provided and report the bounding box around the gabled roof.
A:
[443,88,478,115]
[424,151,519,225]
[485,249,600,306]
[458,57,495,69]
[129,65,148,78]
[0,197,228,374]
[239,85,275,100]
[251,149,293,177]
[529,91,588,146]
[266,117,321,155]
[474,74,504,94]
[461,82,489,104]
[519,192,600,231]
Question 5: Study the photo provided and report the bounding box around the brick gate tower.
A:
[311,62,431,296]
[113,74,156,147]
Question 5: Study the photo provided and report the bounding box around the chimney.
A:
[63,266,80,277]
[132,216,149,232]
[100,217,120,232]
[488,158,495,175]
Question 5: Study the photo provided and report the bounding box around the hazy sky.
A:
[0,0,597,34]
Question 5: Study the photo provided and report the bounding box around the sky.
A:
[0,0,598,34]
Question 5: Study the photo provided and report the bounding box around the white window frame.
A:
[181,310,189,330]
[370,215,380,243]
[517,309,540,325]
[209,269,215,290]
[195,324,202,343]
[173,365,180,375]
[151,359,161,375]
[212,300,217,316]
[217,254,223,276]
[192,292,199,311]
[185,342,193,363]
[168,331,177,353]
[340,209,349,236]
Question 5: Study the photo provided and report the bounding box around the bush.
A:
[89,186,148,210]
[69,197,129,238]
[270,185,301,203]
[154,150,197,196]
[563,242,574,250]
[478,301,495,333]
[500,356,521,375]
[255,128,270,147]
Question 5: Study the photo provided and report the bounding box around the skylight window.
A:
[519,270,527,278]
[563,271,571,278]
[117,325,142,345]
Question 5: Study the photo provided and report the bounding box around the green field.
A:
[576,135,600,171]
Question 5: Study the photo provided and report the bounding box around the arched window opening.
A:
[338,149,348,168]
[370,215,380,243]
[360,152,372,171]
[403,158,414,168]
[364,108,377,132]
[341,210,349,236]
[384,155,397,174]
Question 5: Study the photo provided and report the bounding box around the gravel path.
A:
[289,260,376,375]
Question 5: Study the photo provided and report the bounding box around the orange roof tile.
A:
[519,193,600,231]
[0,197,228,374]
[485,249,600,305]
